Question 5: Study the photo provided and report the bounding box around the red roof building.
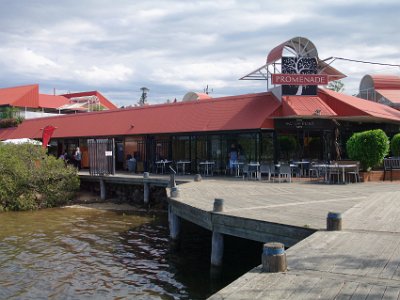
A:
[1,87,400,172]
[359,74,400,108]
[0,84,118,119]
[2,37,400,173]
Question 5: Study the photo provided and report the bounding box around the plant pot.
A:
[360,170,384,182]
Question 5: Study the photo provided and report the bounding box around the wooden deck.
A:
[78,171,400,298]
[199,182,400,299]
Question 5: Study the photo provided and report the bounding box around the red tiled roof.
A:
[61,91,118,110]
[0,127,17,140]
[38,94,70,109]
[3,92,280,140]
[282,95,337,117]
[320,89,400,122]
[0,84,39,108]
[375,89,400,104]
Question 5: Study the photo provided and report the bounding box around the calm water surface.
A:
[0,207,261,299]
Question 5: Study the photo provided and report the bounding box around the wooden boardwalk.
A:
[79,171,400,298]
[201,183,400,299]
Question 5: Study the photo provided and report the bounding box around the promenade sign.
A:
[272,74,328,85]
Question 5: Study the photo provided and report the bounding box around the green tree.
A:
[0,144,79,211]
[327,80,345,92]
[346,129,389,171]
[390,133,400,157]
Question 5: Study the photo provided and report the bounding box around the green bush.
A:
[0,144,80,211]
[346,129,389,171]
[390,133,400,157]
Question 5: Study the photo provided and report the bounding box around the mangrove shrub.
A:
[346,129,389,171]
[0,143,80,211]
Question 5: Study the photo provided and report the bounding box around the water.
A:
[0,207,262,299]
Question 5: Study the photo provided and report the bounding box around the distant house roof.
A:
[61,91,118,110]
[359,74,400,107]
[370,75,400,90]
[38,94,70,109]
[0,84,118,111]
[0,84,40,108]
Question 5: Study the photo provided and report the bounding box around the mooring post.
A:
[262,242,287,273]
[327,212,342,231]
[194,174,202,182]
[211,198,224,267]
[99,178,106,200]
[170,186,180,198]
[168,205,181,241]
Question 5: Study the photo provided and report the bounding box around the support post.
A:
[168,205,181,249]
[99,178,106,200]
[262,242,287,272]
[327,212,342,231]
[144,183,149,205]
[211,198,224,267]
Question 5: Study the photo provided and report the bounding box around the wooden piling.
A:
[194,174,202,182]
[99,178,106,200]
[144,183,149,205]
[327,212,342,231]
[168,205,181,249]
[262,242,287,273]
[213,198,224,212]
[211,198,224,267]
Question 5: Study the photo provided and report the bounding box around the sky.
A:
[0,0,399,107]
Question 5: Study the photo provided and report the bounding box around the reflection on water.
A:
[0,208,261,299]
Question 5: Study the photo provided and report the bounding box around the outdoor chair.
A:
[260,164,271,181]
[273,163,292,183]
[309,162,320,178]
[241,164,250,180]
[345,161,360,183]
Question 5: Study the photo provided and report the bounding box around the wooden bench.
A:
[383,158,400,181]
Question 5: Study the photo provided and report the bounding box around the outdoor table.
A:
[232,161,244,177]
[155,160,172,174]
[199,161,215,176]
[248,162,261,180]
[176,160,191,175]
[292,161,310,177]
[313,164,357,184]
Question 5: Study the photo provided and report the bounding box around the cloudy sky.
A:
[0,0,399,107]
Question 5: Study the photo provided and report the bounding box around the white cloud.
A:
[74,64,134,85]
[0,1,399,105]
[0,47,61,76]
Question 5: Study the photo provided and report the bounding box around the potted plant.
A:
[346,129,389,181]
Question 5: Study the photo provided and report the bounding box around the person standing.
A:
[74,147,82,170]
[229,144,238,175]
